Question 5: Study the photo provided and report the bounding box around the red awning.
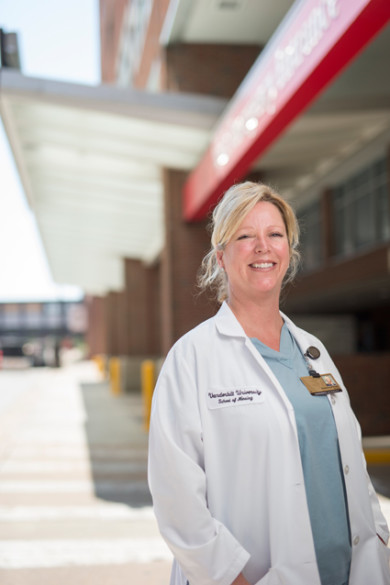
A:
[183,0,390,221]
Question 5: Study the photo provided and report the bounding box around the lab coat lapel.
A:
[215,303,298,418]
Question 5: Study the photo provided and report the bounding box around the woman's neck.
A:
[227,295,284,351]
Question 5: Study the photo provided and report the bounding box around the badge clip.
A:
[305,346,321,360]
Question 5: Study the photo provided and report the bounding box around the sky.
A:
[0,0,100,302]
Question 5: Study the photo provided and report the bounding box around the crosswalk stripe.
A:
[0,460,147,473]
[0,539,173,568]
[0,505,155,521]
[0,480,148,493]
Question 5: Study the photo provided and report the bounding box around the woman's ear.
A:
[216,250,225,270]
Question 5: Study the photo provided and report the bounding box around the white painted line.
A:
[27,414,88,424]
[0,461,92,473]
[0,480,148,493]
[7,447,91,458]
[14,430,88,443]
[0,505,156,521]
[7,446,147,458]
[0,461,146,473]
[0,539,173,568]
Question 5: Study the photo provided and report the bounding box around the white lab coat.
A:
[148,302,390,585]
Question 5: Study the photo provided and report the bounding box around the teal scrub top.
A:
[251,324,351,585]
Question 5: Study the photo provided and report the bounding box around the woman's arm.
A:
[148,345,250,585]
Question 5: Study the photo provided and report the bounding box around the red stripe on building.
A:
[183,0,390,221]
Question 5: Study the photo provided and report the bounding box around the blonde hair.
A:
[198,181,300,303]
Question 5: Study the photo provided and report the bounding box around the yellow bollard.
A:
[109,357,122,396]
[364,449,390,465]
[141,359,155,431]
[93,354,107,378]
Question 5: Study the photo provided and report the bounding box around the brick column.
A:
[105,291,128,355]
[125,259,161,355]
[161,168,218,354]
[85,295,108,356]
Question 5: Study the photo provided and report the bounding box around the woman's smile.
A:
[249,261,276,269]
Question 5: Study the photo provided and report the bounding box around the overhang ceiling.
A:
[161,0,295,45]
[0,70,226,295]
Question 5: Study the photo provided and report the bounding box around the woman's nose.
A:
[254,235,269,253]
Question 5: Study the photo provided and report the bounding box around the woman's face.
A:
[217,201,290,306]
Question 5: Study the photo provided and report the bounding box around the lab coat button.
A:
[353,536,360,546]
[331,396,336,405]
[344,465,350,474]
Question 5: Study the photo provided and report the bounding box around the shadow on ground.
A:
[79,377,390,508]
[80,380,152,507]
[368,465,390,499]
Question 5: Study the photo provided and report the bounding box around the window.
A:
[298,201,323,273]
[1,304,22,328]
[25,303,43,328]
[117,0,154,86]
[43,303,64,329]
[332,156,389,257]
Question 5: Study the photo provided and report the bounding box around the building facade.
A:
[92,0,390,434]
[0,300,87,367]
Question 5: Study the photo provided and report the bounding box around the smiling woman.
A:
[198,182,300,304]
[148,181,390,585]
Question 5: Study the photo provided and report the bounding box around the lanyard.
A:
[302,346,321,378]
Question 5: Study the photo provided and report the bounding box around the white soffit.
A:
[161,0,294,45]
[0,70,226,295]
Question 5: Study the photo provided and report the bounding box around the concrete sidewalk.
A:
[0,361,388,585]
[0,361,172,585]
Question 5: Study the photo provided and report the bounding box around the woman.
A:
[148,182,390,585]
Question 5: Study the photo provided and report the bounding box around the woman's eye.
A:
[237,234,250,240]
[270,232,283,237]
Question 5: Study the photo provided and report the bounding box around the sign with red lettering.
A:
[183,0,390,221]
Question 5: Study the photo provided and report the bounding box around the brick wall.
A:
[161,168,218,353]
[334,353,390,436]
[125,258,161,355]
[100,0,128,83]
[105,291,128,355]
[163,43,261,97]
[133,0,171,89]
[85,295,108,356]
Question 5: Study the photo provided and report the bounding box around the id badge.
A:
[300,373,342,396]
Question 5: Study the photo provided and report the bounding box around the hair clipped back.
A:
[197,181,300,303]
